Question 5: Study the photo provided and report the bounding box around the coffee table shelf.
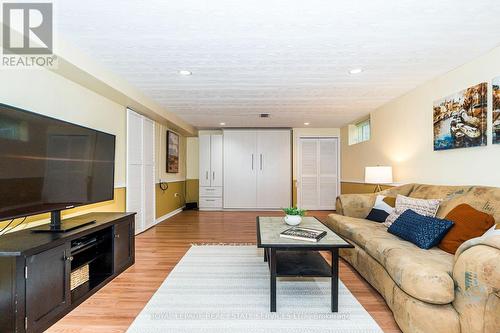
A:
[266,250,332,277]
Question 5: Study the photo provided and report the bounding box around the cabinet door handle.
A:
[65,256,74,262]
[206,171,209,180]
[260,154,263,170]
[251,154,254,170]
[213,171,215,180]
[115,234,120,239]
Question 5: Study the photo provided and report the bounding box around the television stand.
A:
[0,212,135,333]
[31,210,96,233]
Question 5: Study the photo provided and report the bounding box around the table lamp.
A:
[365,166,393,192]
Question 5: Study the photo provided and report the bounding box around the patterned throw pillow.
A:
[366,195,396,222]
[388,210,454,249]
[383,195,441,228]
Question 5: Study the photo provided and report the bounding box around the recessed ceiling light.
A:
[349,68,363,75]
[220,122,226,126]
[304,122,310,126]
[178,70,192,76]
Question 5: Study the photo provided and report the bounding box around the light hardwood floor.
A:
[48,210,402,333]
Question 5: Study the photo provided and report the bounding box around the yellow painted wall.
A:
[186,179,199,204]
[155,181,186,219]
[0,188,126,233]
[341,182,392,194]
[341,45,500,187]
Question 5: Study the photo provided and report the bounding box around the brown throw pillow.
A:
[438,204,495,254]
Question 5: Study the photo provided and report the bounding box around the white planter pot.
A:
[284,215,302,226]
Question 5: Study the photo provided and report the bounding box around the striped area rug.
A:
[127,245,383,333]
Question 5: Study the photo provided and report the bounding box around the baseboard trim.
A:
[155,206,185,224]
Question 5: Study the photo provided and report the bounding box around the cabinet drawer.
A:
[199,187,223,197]
[199,197,223,208]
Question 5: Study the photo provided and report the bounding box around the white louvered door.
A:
[142,117,155,230]
[298,137,339,210]
[126,109,155,234]
[126,110,144,232]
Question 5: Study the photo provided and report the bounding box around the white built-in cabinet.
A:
[223,129,291,209]
[126,109,155,234]
[198,134,223,209]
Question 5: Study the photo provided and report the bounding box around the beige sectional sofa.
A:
[325,184,500,333]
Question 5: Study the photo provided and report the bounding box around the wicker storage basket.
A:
[71,264,90,290]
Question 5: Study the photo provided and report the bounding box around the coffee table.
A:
[256,216,353,312]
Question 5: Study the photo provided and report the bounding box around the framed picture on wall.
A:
[433,82,487,151]
[167,130,179,173]
[493,77,500,144]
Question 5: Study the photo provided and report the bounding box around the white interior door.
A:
[142,118,155,229]
[198,135,211,187]
[318,138,339,209]
[299,137,339,210]
[126,110,144,232]
[127,109,156,234]
[223,130,257,208]
[256,130,291,208]
[211,134,223,187]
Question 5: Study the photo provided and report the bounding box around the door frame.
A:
[296,135,341,210]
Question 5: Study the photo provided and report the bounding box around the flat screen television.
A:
[0,103,116,232]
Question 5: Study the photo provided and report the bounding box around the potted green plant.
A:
[282,207,307,226]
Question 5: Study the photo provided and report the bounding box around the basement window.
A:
[349,118,371,145]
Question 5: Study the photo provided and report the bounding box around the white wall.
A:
[341,46,500,187]
[186,137,199,179]
[1,69,127,187]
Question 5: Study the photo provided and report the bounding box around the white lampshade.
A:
[365,166,393,184]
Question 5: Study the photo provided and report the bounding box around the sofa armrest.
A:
[452,237,500,333]
[335,193,376,218]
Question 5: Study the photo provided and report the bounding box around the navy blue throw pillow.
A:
[388,209,454,250]
[366,209,390,222]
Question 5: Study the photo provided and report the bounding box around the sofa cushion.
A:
[326,213,455,304]
[388,210,454,249]
[435,186,500,225]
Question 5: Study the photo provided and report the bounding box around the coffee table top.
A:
[256,216,353,249]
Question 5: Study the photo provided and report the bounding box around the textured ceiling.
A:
[57,0,500,128]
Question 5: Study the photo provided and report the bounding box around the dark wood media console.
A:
[0,212,136,333]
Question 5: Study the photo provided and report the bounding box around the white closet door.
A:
[211,134,223,187]
[126,110,144,232]
[318,138,338,209]
[142,118,155,229]
[256,130,291,208]
[299,139,319,209]
[199,135,211,187]
[223,130,257,208]
[299,137,338,210]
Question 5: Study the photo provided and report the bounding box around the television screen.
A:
[0,103,116,220]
